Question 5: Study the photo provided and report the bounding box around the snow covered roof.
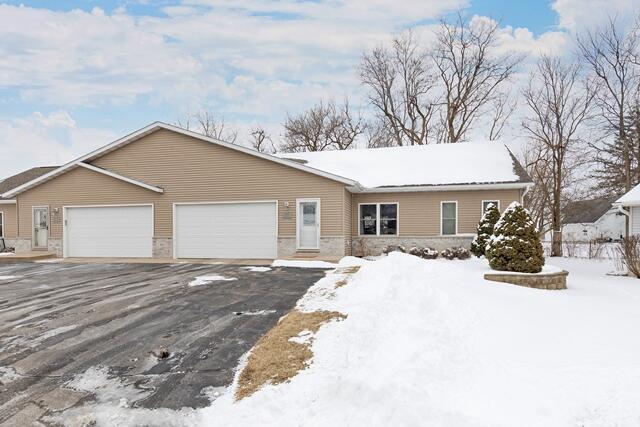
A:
[616,184,640,205]
[280,142,531,190]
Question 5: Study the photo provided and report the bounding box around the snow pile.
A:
[188,275,237,287]
[0,275,20,280]
[46,366,198,426]
[280,142,520,188]
[199,253,640,426]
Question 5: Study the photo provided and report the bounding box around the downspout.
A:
[617,204,630,238]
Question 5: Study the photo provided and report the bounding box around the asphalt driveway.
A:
[0,261,327,424]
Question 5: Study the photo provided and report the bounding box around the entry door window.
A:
[298,200,319,249]
[33,207,48,248]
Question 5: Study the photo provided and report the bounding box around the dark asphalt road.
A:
[0,261,327,424]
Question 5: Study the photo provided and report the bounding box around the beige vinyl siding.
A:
[17,129,346,239]
[353,189,522,236]
[343,189,352,255]
[17,167,160,239]
[1,204,17,238]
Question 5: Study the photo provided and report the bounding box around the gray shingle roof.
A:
[563,198,615,224]
[0,167,58,200]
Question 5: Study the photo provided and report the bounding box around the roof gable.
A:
[1,122,358,198]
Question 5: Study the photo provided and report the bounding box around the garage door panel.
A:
[66,206,153,258]
[175,202,277,259]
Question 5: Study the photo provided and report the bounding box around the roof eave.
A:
[349,182,533,193]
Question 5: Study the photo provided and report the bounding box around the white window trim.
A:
[0,211,4,238]
[358,202,399,237]
[32,205,50,249]
[440,201,458,236]
[296,198,321,250]
[481,200,500,215]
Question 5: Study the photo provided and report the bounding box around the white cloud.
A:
[0,111,117,177]
[552,0,640,31]
[0,1,623,176]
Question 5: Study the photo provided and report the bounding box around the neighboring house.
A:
[561,198,624,242]
[616,184,640,236]
[0,122,532,259]
[0,166,58,250]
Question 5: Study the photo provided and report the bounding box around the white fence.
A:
[542,241,625,269]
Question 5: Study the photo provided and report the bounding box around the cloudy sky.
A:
[0,0,639,176]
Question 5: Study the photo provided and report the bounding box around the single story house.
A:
[560,198,624,242]
[615,184,640,235]
[1,122,532,259]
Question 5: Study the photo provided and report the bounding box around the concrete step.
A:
[0,252,57,262]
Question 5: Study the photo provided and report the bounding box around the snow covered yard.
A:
[195,253,640,427]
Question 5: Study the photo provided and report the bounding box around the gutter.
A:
[348,182,533,194]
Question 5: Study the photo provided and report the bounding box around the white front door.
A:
[33,207,48,249]
[297,199,320,250]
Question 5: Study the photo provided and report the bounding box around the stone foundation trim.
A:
[353,236,474,257]
[484,271,568,290]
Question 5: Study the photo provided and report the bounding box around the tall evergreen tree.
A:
[470,203,500,258]
[486,202,545,273]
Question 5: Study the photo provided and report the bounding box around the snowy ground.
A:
[54,255,640,426]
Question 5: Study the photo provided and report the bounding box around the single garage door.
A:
[65,205,153,258]
[175,202,277,259]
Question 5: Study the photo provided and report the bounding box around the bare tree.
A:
[176,111,238,143]
[281,99,364,152]
[487,92,517,140]
[433,14,524,143]
[522,55,596,256]
[360,31,439,146]
[249,126,275,154]
[578,16,640,193]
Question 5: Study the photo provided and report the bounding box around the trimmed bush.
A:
[486,202,545,273]
[440,247,470,260]
[453,247,471,260]
[382,245,406,255]
[408,247,422,257]
[470,203,500,258]
[421,247,439,260]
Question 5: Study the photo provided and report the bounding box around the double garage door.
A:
[64,202,277,259]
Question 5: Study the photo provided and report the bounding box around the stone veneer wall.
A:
[14,239,32,254]
[484,271,568,290]
[14,236,347,259]
[278,237,347,258]
[3,239,17,251]
[153,238,173,258]
[353,236,474,257]
[47,239,63,256]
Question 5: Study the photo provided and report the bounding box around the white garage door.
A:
[65,205,153,258]
[175,202,277,259]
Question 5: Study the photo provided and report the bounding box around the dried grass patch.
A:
[334,278,349,288]
[334,266,361,275]
[235,310,346,400]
